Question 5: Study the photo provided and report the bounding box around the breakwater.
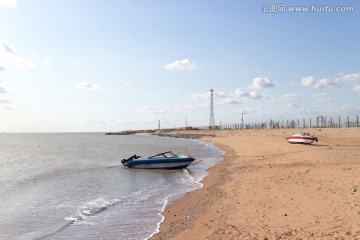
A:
[153,133,216,139]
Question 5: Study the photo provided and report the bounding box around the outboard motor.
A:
[121,154,141,164]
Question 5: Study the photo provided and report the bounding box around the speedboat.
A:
[285,132,318,144]
[121,151,195,169]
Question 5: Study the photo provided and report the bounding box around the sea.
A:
[0,133,223,240]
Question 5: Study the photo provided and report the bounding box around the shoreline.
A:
[151,141,234,240]
[151,128,360,239]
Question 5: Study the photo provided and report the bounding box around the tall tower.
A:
[209,88,215,129]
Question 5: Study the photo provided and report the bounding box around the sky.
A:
[0,0,360,132]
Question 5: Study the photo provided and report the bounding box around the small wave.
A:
[17,198,121,240]
[13,221,75,240]
[182,168,197,183]
[65,198,120,224]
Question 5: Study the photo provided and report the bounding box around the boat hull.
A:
[122,151,196,169]
[124,158,195,169]
[285,137,315,144]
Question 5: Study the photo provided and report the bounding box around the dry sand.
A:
[151,128,360,239]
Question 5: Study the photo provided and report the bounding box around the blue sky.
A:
[1,0,359,132]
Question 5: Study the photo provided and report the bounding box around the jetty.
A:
[105,131,135,135]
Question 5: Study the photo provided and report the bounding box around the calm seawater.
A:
[0,133,223,240]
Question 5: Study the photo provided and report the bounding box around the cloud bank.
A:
[300,73,360,90]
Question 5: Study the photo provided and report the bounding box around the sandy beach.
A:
[151,128,360,239]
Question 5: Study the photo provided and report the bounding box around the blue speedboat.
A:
[121,151,195,169]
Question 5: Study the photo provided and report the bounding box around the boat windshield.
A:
[148,151,178,159]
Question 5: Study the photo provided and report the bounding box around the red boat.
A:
[285,132,318,144]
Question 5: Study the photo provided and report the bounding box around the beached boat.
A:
[285,132,318,144]
[121,151,195,169]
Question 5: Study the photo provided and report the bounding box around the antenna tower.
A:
[209,88,215,129]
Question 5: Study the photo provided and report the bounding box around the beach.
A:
[151,128,360,239]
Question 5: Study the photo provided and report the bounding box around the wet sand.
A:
[151,128,360,239]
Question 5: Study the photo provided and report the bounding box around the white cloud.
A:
[0,41,36,69]
[192,90,242,105]
[192,90,225,100]
[337,73,360,92]
[0,0,17,9]
[1,106,14,110]
[214,91,226,98]
[217,98,242,105]
[248,91,265,100]
[300,76,338,88]
[75,82,103,90]
[353,86,360,91]
[337,73,360,83]
[0,86,8,93]
[0,65,5,71]
[301,73,360,91]
[118,107,129,114]
[164,58,198,71]
[233,88,265,100]
[248,77,274,89]
[0,98,11,104]
[192,92,209,100]
[313,92,329,98]
[233,88,249,98]
[313,92,331,103]
[0,78,12,94]
[278,93,301,107]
